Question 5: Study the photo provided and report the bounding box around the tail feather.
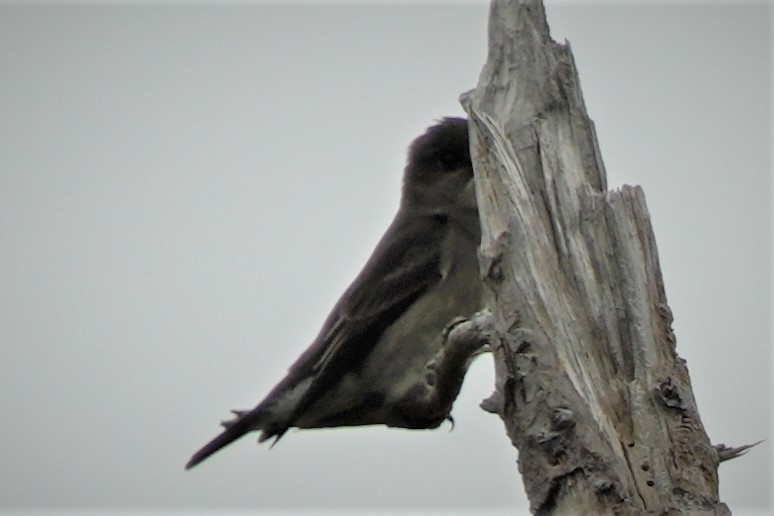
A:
[185,410,260,470]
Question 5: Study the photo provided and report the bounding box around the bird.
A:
[186,117,485,470]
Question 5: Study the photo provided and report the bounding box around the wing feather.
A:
[261,211,448,430]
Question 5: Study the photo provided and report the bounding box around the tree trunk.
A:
[461,0,727,513]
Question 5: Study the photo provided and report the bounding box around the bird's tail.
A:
[185,409,260,470]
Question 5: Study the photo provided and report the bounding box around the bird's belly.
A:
[298,252,482,428]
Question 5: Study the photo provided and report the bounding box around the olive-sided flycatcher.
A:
[186,117,485,469]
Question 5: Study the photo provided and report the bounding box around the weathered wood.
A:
[460,0,727,513]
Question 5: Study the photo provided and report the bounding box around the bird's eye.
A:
[438,153,459,171]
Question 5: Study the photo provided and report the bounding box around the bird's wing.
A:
[265,211,449,427]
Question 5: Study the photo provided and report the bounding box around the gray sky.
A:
[0,1,770,514]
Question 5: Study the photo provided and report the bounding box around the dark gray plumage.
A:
[186,117,484,470]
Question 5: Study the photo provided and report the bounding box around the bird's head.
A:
[402,117,476,213]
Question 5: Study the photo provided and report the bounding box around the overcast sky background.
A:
[0,1,770,514]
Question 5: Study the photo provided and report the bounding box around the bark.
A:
[460,0,727,513]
